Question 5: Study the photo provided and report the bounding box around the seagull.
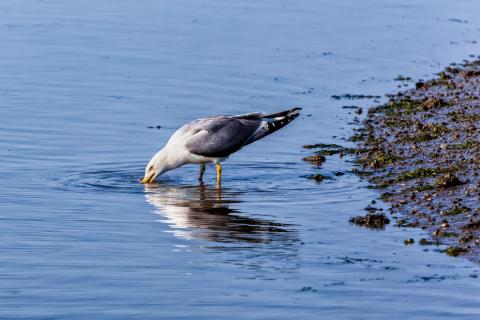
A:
[141,107,301,186]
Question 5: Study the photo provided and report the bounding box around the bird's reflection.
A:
[144,184,294,244]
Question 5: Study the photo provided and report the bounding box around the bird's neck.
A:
[153,147,186,174]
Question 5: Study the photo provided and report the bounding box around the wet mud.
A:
[353,59,480,263]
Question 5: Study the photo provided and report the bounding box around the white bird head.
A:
[141,150,169,183]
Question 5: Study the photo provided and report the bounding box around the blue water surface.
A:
[1,0,480,319]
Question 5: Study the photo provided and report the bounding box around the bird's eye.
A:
[149,165,154,171]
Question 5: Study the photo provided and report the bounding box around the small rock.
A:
[302,155,326,166]
[349,213,390,230]
[419,238,434,245]
[445,246,469,257]
[415,81,425,89]
[309,174,327,182]
[435,173,462,188]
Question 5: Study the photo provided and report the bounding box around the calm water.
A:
[1,0,480,319]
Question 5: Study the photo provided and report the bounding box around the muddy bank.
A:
[352,60,480,263]
[302,59,480,262]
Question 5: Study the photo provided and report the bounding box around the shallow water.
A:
[1,0,480,318]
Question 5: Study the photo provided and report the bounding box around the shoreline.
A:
[356,59,480,263]
[305,59,480,263]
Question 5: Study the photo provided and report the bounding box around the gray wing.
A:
[184,117,261,158]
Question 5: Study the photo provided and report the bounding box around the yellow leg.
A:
[216,163,222,187]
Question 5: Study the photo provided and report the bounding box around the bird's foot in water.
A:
[198,164,206,182]
[216,163,222,188]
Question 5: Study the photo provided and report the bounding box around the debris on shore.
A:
[349,213,390,230]
[302,143,359,182]
[302,60,480,263]
[352,60,480,263]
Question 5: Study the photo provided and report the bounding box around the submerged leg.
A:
[216,162,222,188]
[199,164,206,181]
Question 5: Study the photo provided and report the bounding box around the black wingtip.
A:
[261,107,302,119]
[289,107,302,115]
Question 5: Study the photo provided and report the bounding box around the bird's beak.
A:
[141,173,155,184]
